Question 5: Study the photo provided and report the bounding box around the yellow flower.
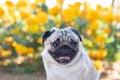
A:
[95,35,105,43]
[62,8,76,22]
[27,47,35,54]
[30,3,36,10]
[88,51,96,59]
[22,46,28,54]
[94,60,103,70]
[101,49,108,58]
[1,50,12,57]
[12,41,18,47]
[104,27,111,34]
[95,49,107,59]
[29,25,39,33]
[103,12,115,23]
[14,44,26,55]
[26,14,36,25]
[20,9,30,19]
[88,20,102,30]
[37,38,42,44]
[36,0,46,3]
[87,40,93,47]
[28,53,34,58]
[0,47,2,53]
[5,36,13,42]
[2,60,10,66]
[0,7,5,18]
[13,43,35,55]
[35,11,48,25]
[49,5,60,16]
[118,13,120,22]
[16,0,28,8]
[70,20,76,26]
[95,52,102,60]
[31,1,43,11]
[74,2,81,7]
[103,6,113,13]
[5,1,14,8]
[96,4,103,13]
[38,47,43,52]
[86,29,92,36]
[40,26,46,32]
[86,10,100,22]
[88,49,107,60]
[116,32,120,38]
[56,0,64,4]
[69,2,81,16]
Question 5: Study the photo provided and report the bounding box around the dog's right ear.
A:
[70,28,82,41]
[42,30,54,43]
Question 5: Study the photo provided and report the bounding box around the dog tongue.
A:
[59,56,70,60]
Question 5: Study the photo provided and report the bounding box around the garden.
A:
[0,0,120,80]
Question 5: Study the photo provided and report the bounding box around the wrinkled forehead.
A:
[55,28,71,35]
[51,27,73,36]
[49,27,79,41]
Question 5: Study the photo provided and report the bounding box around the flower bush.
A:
[0,0,120,73]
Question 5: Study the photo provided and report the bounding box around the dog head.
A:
[42,27,82,64]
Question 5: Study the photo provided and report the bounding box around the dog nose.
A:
[60,46,70,55]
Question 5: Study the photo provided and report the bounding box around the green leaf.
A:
[114,53,120,61]
[60,22,66,28]
[37,3,48,13]
[44,19,56,29]
[74,17,87,28]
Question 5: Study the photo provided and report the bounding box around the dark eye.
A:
[56,38,61,43]
[52,38,61,47]
[52,41,58,47]
[70,39,78,47]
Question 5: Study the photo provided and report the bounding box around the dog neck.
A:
[42,49,87,80]
[41,46,99,80]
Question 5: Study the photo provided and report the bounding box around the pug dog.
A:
[41,27,99,80]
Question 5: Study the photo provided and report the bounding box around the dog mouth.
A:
[48,42,79,64]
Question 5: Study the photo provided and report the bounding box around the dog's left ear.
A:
[70,28,82,41]
[42,30,54,43]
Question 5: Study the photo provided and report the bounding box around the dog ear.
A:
[42,30,54,43]
[70,28,82,41]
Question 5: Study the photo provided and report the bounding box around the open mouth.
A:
[56,56,70,62]
[55,55,71,64]
[49,44,78,64]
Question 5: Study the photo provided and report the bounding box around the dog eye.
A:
[56,38,61,43]
[52,38,61,48]
[52,41,58,47]
[70,39,78,47]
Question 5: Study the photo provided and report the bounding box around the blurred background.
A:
[0,0,120,80]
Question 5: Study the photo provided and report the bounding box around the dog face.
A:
[42,27,82,64]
